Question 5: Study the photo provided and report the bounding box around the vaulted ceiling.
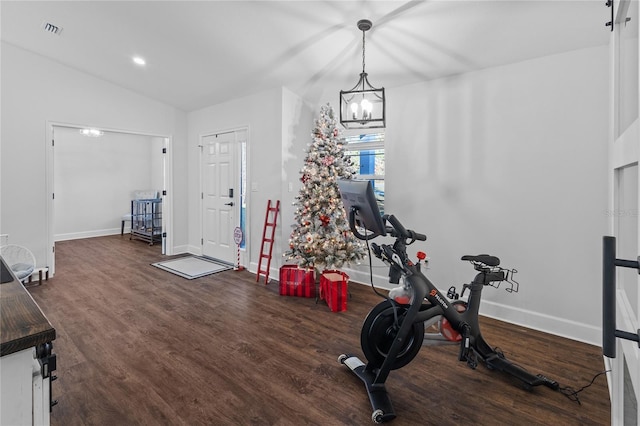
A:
[1,1,610,112]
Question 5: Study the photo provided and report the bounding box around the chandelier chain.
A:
[361,29,366,74]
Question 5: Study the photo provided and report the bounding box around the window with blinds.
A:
[344,132,385,213]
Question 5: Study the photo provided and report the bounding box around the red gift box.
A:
[320,270,349,312]
[279,265,316,298]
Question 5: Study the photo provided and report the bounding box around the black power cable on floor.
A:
[559,370,610,405]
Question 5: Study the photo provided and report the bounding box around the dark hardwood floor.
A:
[28,235,610,425]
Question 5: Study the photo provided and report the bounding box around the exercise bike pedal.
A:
[466,349,478,369]
[536,374,560,390]
[458,335,471,362]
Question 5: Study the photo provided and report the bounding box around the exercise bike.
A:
[336,180,558,424]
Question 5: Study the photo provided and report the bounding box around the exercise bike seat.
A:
[461,254,500,267]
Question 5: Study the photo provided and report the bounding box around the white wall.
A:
[306,45,609,344]
[187,87,313,272]
[374,45,608,345]
[187,88,280,264]
[0,42,188,267]
[53,127,164,240]
[281,88,315,268]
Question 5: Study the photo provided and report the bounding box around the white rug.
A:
[152,256,232,279]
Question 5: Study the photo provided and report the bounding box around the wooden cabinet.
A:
[0,257,56,425]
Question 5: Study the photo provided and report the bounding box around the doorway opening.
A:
[46,123,173,275]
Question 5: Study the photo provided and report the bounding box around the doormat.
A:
[152,256,232,280]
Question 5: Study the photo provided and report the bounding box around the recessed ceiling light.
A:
[132,56,146,66]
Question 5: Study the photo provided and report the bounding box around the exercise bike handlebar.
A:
[384,214,427,242]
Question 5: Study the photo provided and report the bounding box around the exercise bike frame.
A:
[340,214,558,424]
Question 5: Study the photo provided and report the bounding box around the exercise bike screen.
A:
[338,179,386,238]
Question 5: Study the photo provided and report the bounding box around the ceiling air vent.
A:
[42,21,62,35]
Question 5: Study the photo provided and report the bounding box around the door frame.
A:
[45,121,174,275]
[607,0,640,423]
[198,126,249,266]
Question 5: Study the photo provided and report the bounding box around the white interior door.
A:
[201,131,238,263]
[609,1,640,424]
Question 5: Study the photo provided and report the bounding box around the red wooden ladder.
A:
[256,199,280,284]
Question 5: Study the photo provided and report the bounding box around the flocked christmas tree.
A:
[285,103,367,270]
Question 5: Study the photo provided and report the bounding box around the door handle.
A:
[225,202,234,206]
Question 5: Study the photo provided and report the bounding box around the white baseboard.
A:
[247,263,600,346]
[479,299,601,347]
[248,261,279,283]
[175,245,196,255]
[342,267,389,289]
[342,266,601,347]
[54,228,121,241]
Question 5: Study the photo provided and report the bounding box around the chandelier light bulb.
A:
[351,102,359,119]
[361,99,372,120]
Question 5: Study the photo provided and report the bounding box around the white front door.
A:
[201,132,237,263]
[609,1,640,423]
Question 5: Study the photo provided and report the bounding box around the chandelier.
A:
[340,19,386,129]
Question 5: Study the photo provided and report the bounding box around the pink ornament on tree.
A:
[322,156,334,166]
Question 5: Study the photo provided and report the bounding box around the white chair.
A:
[0,244,36,283]
[121,190,159,235]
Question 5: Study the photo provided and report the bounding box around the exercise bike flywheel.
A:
[361,300,424,370]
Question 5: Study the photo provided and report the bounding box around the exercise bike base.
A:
[339,354,396,423]
[483,353,558,390]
